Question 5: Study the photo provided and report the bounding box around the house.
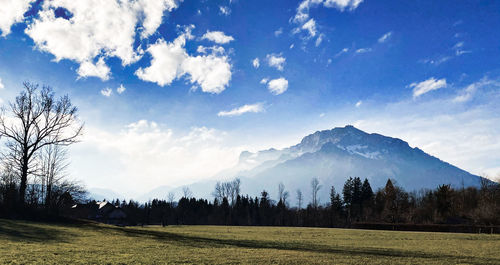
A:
[71,201,127,225]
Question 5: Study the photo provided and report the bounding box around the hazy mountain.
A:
[88,187,124,201]
[137,125,483,205]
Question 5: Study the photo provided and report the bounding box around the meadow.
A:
[1,219,499,264]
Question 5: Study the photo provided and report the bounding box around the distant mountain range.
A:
[90,125,484,204]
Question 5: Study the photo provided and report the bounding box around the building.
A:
[71,201,127,225]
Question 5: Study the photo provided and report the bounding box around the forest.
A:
[88,176,500,230]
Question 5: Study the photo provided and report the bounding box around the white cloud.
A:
[410,78,447,98]
[218,103,265,117]
[136,28,232,94]
[293,0,363,23]
[252,58,260,68]
[456,50,471,56]
[266,54,286,71]
[274,28,283,37]
[315,33,325,47]
[378,31,392,43]
[197,45,225,55]
[201,31,234,44]
[0,0,35,37]
[77,58,111,80]
[117,84,126,94]
[323,0,363,10]
[421,42,471,66]
[260,78,269,84]
[292,0,362,44]
[355,48,372,54]
[267,77,289,95]
[0,77,4,89]
[101,88,112,97]
[335,47,349,58]
[219,6,231,16]
[348,80,500,180]
[301,18,317,38]
[139,0,178,38]
[453,78,500,103]
[182,54,232,94]
[72,121,242,194]
[419,56,452,66]
[452,41,471,56]
[135,36,187,88]
[355,100,362,107]
[25,0,178,80]
[453,42,464,50]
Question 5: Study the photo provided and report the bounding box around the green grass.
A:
[1,219,499,264]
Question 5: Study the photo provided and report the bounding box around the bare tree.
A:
[223,182,232,202]
[0,82,83,205]
[232,178,241,200]
[213,181,224,202]
[311,177,321,208]
[40,144,69,207]
[296,189,303,209]
[51,180,87,207]
[229,178,241,205]
[182,186,192,198]
[278,182,289,206]
[212,178,241,206]
[167,192,175,205]
[278,183,285,202]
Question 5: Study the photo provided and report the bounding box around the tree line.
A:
[105,176,500,228]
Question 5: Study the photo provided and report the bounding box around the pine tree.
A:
[343,177,354,223]
[360,178,374,220]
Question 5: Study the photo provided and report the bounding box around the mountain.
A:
[88,187,124,201]
[137,125,484,204]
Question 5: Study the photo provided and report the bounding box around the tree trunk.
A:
[19,160,28,206]
[45,184,52,209]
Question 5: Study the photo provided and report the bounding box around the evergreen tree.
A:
[329,186,343,227]
[361,178,374,203]
[342,177,353,222]
[383,179,398,223]
[360,178,374,220]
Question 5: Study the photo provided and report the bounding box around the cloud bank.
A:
[72,121,241,194]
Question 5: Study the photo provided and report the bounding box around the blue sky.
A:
[0,0,499,197]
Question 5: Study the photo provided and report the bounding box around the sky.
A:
[0,0,499,197]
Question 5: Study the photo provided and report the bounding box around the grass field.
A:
[1,219,499,264]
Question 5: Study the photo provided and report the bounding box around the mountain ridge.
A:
[96,125,484,203]
[213,125,482,203]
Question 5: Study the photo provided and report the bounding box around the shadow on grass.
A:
[85,223,500,263]
[0,219,75,243]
